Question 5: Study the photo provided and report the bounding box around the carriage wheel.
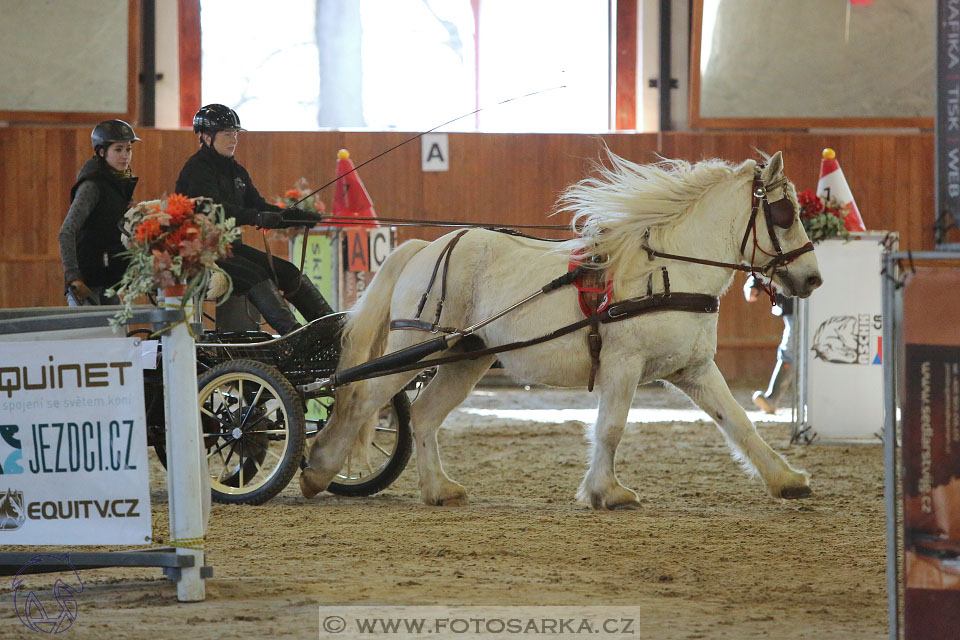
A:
[318,392,412,497]
[197,359,305,505]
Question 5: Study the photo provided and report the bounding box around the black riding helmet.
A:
[193,104,244,134]
[91,119,140,153]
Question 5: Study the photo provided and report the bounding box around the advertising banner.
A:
[902,267,960,639]
[291,231,335,317]
[804,235,885,440]
[0,338,151,545]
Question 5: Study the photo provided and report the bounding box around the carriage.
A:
[138,313,415,505]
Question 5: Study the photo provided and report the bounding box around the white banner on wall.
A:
[0,338,151,545]
[801,234,888,441]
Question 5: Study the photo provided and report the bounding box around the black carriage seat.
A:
[195,312,347,388]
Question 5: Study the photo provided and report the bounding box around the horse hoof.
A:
[780,485,813,500]
[608,501,642,511]
[437,496,467,507]
[299,469,327,499]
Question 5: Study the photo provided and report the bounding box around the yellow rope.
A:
[168,536,206,551]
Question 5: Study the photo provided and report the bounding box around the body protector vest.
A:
[70,157,138,287]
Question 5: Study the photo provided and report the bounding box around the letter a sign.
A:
[346,229,370,272]
[421,133,449,172]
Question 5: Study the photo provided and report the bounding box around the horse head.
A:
[749,151,822,298]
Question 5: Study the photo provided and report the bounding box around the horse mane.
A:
[557,150,756,294]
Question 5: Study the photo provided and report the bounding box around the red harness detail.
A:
[568,252,613,317]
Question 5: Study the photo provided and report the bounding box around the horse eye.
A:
[768,199,795,229]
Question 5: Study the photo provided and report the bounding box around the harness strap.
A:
[332,292,719,387]
[411,229,469,328]
[390,318,460,333]
[587,315,602,391]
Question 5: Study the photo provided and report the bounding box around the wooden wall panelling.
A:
[2,127,935,383]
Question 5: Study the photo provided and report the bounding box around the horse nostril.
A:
[807,275,823,289]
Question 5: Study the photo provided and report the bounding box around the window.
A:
[200,0,611,132]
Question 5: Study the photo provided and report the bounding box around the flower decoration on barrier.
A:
[107,194,241,328]
[797,188,850,243]
[273,177,326,213]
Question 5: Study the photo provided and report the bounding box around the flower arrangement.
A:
[797,189,850,243]
[273,177,326,214]
[108,194,240,327]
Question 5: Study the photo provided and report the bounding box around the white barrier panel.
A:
[0,337,150,544]
[800,233,889,441]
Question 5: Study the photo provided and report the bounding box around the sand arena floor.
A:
[0,383,887,640]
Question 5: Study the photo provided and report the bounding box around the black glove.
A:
[281,207,324,228]
[256,211,284,229]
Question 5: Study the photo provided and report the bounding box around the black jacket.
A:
[69,157,138,287]
[175,145,280,228]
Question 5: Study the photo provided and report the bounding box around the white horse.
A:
[300,150,822,508]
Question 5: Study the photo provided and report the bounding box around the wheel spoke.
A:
[246,429,288,436]
[258,443,283,464]
[238,439,246,487]
[200,405,225,423]
[241,383,265,426]
[216,441,238,481]
[221,438,237,469]
[372,441,391,457]
[206,436,236,459]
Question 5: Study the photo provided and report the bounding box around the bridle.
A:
[641,164,814,302]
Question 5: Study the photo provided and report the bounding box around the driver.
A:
[175,104,333,334]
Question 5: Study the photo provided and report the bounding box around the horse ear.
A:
[763,151,784,179]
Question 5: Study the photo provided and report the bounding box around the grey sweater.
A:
[58,180,100,286]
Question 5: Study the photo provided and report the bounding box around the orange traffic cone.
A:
[331,149,378,228]
[817,148,865,232]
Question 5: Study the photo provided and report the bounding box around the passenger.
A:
[175,103,332,334]
[58,119,140,306]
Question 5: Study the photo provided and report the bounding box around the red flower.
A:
[285,189,301,198]
[797,189,825,219]
[797,189,817,208]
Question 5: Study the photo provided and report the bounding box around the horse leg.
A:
[577,372,643,510]
[670,362,811,499]
[410,356,496,506]
[299,372,412,498]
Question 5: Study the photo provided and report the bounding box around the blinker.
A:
[768,198,795,229]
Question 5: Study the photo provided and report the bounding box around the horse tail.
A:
[339,239,430,371]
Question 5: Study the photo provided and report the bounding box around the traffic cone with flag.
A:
[331,148,378,228]
[817,148,866,232]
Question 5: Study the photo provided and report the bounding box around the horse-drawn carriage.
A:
[139,149,822,510]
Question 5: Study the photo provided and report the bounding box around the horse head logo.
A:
[0,488,25,530]
[812,315,859,364]
[13,554,84,634]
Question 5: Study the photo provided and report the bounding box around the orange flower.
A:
[135,218,162,242]
[165,193,195,224]
[285,189,301,198]
[164,221,200,251]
